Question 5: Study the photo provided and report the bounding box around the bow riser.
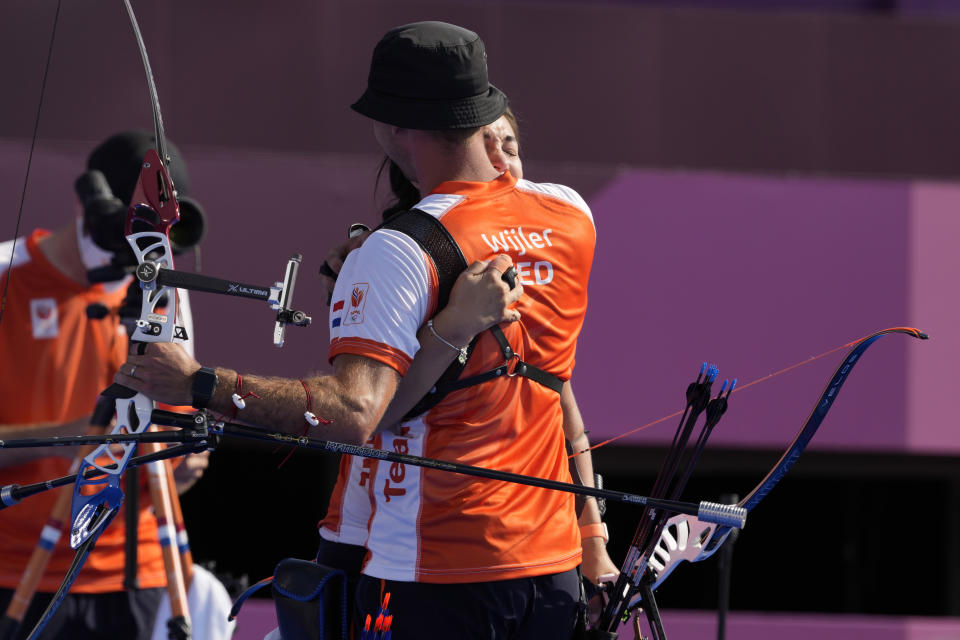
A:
[125,148,183,344]
[644,514,726,593]
[69,150,183,548]
[128,229,184,343]
[125,148,179,235]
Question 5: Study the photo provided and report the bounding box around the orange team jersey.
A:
[325,172,596,583]
[0,229,168,593]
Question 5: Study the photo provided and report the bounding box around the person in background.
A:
[0,131,209,640]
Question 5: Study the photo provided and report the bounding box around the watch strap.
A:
[191,366,218,409]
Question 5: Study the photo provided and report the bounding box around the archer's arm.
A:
[117,345,399,445]
[563,381,619,584]
[377,255,522,430]
[121,255,522,441]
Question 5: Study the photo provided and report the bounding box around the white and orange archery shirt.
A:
[323,172,596,584]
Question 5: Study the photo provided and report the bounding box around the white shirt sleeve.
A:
[327,229,433,375]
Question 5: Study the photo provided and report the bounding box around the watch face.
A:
[192,367,218,408]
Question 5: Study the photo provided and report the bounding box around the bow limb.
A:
[0,429,101,639]
[642,326,928,595]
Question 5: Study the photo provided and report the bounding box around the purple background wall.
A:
[4,0,960,178]
[578,170,958,453]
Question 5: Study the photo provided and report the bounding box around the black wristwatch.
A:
[191,367,218,409]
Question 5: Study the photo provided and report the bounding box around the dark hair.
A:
[378,107,520,222]
[378,157,422,221]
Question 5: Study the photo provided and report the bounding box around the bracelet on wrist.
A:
[579,522,609,545]
[427,319,468,365]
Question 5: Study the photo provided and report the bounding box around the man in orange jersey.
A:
[0,131,208,639]
[120,21,613,639]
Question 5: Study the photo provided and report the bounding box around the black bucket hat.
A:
[87,130,206,249]
[87,130,191,206]
[351,21,508,130]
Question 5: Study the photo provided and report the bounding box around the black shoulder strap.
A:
[378,208,466,310]
[378,209,473,420]
[378,209,563,421]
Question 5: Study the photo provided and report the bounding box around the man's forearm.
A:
[205,356,399,445]
[119,343,401,445]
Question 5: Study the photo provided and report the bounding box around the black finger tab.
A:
[502,267,518,290]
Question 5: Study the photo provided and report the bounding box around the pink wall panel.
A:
[906,182,960,452]
[576,169,931,452]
